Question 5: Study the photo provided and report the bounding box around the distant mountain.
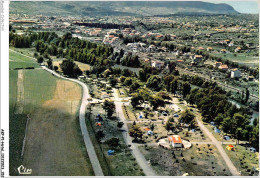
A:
[10,1,239,16]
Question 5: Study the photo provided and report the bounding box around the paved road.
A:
[196,118,240,176]
[112,89,157,176]
[177,67,259,99]
[42,67,104,176]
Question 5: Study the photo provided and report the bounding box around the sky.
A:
[202,0,259,14]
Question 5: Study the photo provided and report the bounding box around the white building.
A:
[231,68,241,78]
[151,60,164,69]
[168,135,183,148]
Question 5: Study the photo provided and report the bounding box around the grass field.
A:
[139,144,232,176]
[85,104,144,176]
[9,68,94,176]
[9,70,29,175]
[9,50,39,69]
[9,47,35,57]
[222,144,259,176]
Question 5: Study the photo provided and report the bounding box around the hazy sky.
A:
[202,1,259,14]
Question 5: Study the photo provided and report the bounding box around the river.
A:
[229,99,259,124]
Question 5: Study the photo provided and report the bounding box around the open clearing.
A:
[139,144,232,176]
[53,60,91,72]
[23,77,93,176]
[222,144,259,176]
[10,68,93,176]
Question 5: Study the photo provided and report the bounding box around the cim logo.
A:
[17,165,32,175]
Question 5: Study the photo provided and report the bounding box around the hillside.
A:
[10,1,238,16]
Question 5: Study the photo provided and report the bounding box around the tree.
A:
[129,125,143,142]
[131,93,144,108]
[182,82,191,98]
[180,110,195,125]
[54,66,58,71]
[117,122,124,129]
[245,89,250,103]
[129,81,140,93]
[139,69,147,82]
[109,77,117,87]
[103,99,115,118]
[96,130,105,142]
[221,117,234,135]
[146,75,161,91]
[47,58,53,69]
[37,56,44,63]
[106,137,120,148]
[168,61,176,73]
[235,127,247,144]
[165,118,174,134]
[60,59,82,78]
[149,94,165,110]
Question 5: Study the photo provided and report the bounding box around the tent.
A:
[96,114,103,122]
[147,130,153,135]
[173,114,179,117]
[249,147,256,153]
[144,128,150,131]
[96,122,102,126]
[139,114,143,119]
[214,127,221,133]
[210,122,215,126]
[162,111,168,116]
[107,150,115,155]
[226,145,235,151]
[223,136,230,140]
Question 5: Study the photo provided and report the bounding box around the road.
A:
[177,67,259,100]
[112,89,157,176]
[42,66,104,176]
[196,117,240,176]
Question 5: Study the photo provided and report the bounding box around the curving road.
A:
[42,66,104,176]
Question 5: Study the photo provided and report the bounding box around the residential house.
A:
[151,60,164,69]
[191,55,203,63]
[246,42,254,48]
[220,49,227,54]
[235,47,241,52]
[218,64,229,71]
[215,62,222,68]
[248,76,254,81]
[207,47,213,51]
[230,68,241,78]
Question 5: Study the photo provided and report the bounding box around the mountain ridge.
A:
[10,1,239,16]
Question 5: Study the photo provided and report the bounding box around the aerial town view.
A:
[8,1,259,176]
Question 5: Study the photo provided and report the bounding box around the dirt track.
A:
[23,80,94,176]
[15,70,24,114]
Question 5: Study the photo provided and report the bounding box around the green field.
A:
[9,50,39,69]
[9,69,57,175]
[222,144,259,176]
[23,69,57,112]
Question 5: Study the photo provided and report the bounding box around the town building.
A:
[168,135,183,148]
[230,68,241,78]
[218,64,229,71]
